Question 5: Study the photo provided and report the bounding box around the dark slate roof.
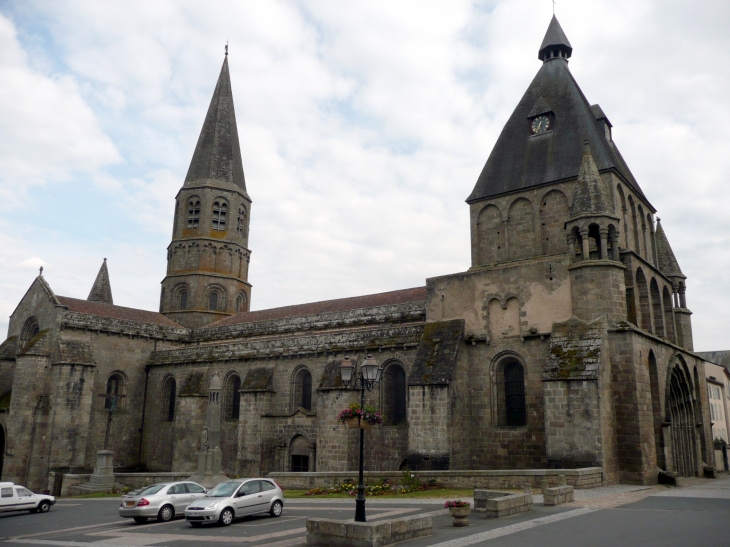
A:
[208,287,427,327]
[538,15,572,60]
[87,258,113,304]
[184,56,248,195]
[468,35,646,203]
[57,296,183,327]
[654,220,684,278]
[0,336,18,360]
[241,367,274,392]
[407,319,464,386]
[590,104,610,125]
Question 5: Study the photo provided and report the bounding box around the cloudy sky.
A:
[0,0,728,351]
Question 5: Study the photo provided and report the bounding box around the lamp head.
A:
[361,354,380,382]
[339,356,355,385]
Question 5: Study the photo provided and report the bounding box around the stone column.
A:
[567,233,577,263]
[610,230,620,261]
[599,228,609,260]
[679,285,687,308]
[580,228,590,260]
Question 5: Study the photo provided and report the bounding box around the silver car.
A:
[119,481,207,523]
[184,479,284,527]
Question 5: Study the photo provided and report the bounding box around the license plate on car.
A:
[189,512,198,516]
[125,501,135,507]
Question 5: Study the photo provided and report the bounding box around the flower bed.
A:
[304,473,444,497]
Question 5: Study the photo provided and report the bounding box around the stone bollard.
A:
[557,475,567,487]
[540,479,549,494]
[522,484,532,495]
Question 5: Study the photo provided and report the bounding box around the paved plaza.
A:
[0,478,729,547]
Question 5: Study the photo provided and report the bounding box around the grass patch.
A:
[283,488,473,499]
[65,491,122,499]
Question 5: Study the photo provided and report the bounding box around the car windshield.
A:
[206,482,242,497]
[136,484,166,496]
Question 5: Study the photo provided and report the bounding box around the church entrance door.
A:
[667,365,698,477]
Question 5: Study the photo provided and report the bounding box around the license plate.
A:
[189,512,198,516]
[125,501,135,507]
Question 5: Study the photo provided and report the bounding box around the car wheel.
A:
[157,504,174,522]
[133,517,148,524]
[37,501,51,513]
[219,508,234,526]
[270,500,283,517]
[190,522,202,527]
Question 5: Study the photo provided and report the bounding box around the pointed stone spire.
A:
[539,15,572,62]
[184,56,247,192]
[655,220,685,278]
[87,258,113,304]
[570,141,608,218]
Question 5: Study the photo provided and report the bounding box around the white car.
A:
[0,482,56,514]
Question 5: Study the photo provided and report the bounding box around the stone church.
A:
[0,16,714,491]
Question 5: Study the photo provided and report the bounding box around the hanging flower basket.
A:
[339,404,383,429]
[345,417,373,430]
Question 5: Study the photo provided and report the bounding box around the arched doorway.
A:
[667,364,698,477]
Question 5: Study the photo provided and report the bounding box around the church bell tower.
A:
[160,52,252,328]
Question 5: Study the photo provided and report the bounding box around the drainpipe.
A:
[137,365,151,469]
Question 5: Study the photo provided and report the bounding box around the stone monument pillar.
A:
[188,373,229,488]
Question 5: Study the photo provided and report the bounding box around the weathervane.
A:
[225,40,228,56]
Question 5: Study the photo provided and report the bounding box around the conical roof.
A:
[569,141,609,217]
[87,258,113,304]
[655,220,685,278]
[539,15,572,60]
[184,56,247,194]
[468,19,646,204]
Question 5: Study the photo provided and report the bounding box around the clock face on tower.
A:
[531,115,550,134]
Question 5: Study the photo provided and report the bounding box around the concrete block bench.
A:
[543,485,574,506]
[306,515,432,547]
[474,489,533,518]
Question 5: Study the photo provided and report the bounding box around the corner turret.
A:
[87,258,113,305]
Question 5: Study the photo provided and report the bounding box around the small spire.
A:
[569,141,608,217]
[225,40,228,57]
[538,15,572,62]
[655,220,685,278]
[88,258,114,304]
[39,266,43,277]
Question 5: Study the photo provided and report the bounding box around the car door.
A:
[166,484,188,513]
[259,480,277,509]
[15,488,37,511]
[233,481,262,516]
[183,483,206,507]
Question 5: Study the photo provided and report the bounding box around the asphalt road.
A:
[0,478,728,547]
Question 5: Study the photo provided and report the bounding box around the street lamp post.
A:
[340,354,382,523]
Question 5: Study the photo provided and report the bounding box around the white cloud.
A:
[0,0,729,351]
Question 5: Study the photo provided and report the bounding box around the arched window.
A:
[180,290,188,310]
[209,292,218,311]
[105,373,126,410]
[162,377,176,422]
[292,368,313,411]
[212,200,228,231]
[20,317,40,346]
[237,206,247,238]
[500,360,526,426]
[187,198,200,228]
[174,284,190,311]
[382,362,407,425]
[236,291,248,313]
[224,373,241,421]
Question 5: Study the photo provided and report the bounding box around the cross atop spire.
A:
[88,258,113,305]
[538,15,572,62]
